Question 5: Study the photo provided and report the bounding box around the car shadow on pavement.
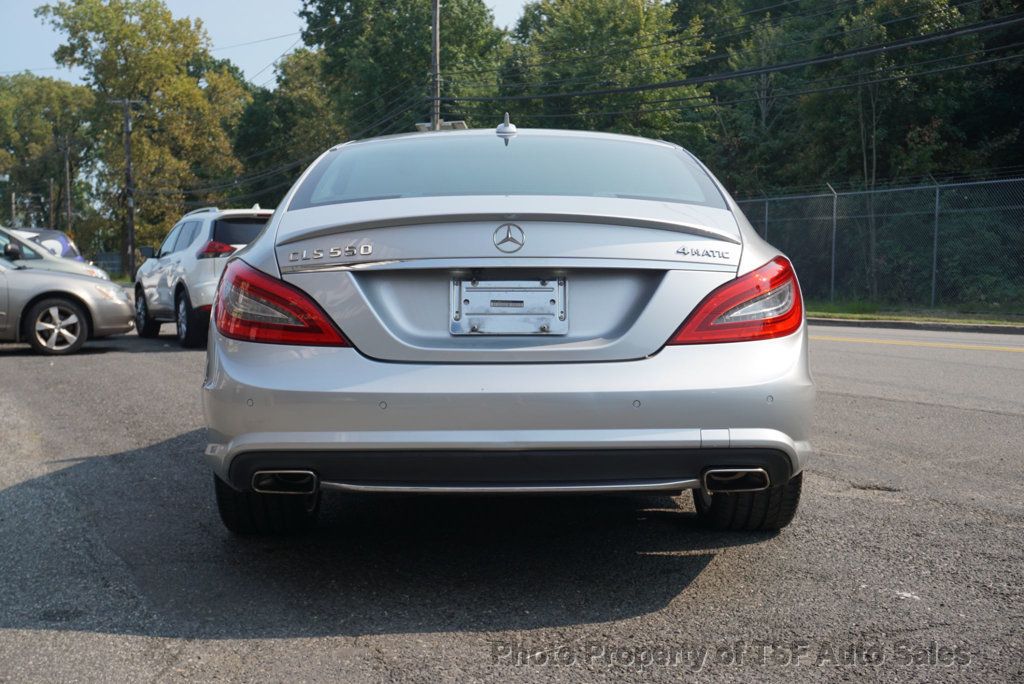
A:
[0,430,771,640]
[0,333,197,356]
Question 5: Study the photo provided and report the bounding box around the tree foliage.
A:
[0,0,1017,281]
[232,49,347,208]
[36,0,250,253]
[489,0,712,142]
[300,0,503,131]
[0,73,94,231]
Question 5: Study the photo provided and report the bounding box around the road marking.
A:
[810,335,1024,353]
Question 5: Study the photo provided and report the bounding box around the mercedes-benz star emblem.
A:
[493,223,525,253]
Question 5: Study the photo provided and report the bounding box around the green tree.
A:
[491,0,713,146]
[794,0,975,298]
[232,49,347,208]
[300,0,504,134]
[36,0,251,268]
[0,73,94,232]
[705,14,796,193]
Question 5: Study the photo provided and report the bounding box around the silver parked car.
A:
[1,226,111,280]
[134,206,272,347]
[0,256,134,354]
[203,126,814,535]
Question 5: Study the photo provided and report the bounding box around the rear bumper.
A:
[225,447,793,493]
[189,276,220,310]
[202,327,814,486]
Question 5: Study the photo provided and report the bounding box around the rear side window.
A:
[173,221,201,252]
[159,225,182,256]
[213,218,268,245]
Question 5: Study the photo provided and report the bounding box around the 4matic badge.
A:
[677,245,731,259]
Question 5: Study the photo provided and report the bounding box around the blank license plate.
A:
[450,277,567,335]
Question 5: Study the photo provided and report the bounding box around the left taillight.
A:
[666,256,803,345]
[213,260,349,346]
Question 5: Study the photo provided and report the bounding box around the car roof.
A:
[180,207,274,221]
[214,208,274,219]
[336,127,680,151]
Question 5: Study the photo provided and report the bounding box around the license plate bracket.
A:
[450,277,567,335]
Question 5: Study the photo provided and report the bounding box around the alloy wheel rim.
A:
[34,305,80,351]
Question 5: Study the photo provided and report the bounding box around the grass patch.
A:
[806,301,1024,326]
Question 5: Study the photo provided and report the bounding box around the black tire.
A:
[134,287,161,338]
[693,472,803,532]
[24,297,89,355]
[213,474,320,535]
[175,289,208,348]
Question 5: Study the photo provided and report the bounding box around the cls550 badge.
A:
[288,243,373,262]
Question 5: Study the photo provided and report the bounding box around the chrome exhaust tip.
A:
[702,468,770,494]
[251,470,318,495]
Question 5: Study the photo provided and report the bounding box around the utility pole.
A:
[431,0,441,131]
[110,98,143,277]
[49,178,55,228]
[64,141,73,238]
[9,191,15,228]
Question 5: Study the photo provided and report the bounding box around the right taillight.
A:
[666,256,803,345]
[214,260,349,346]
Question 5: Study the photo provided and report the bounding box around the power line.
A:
[448,0,987,92]
[443,0,869,78]
[199,98,429,207]
[492,36,1024,118]
[442,13,1024,103]
[232,76,429,166]
[148,93,426,197]
[248,37,304,85]
[151,85,428,196]
[500,0,824,66]
[494,49,1024,123]
[212,31,301,52]
[0,65,67,75]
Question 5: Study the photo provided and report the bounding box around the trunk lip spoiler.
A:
[276,212,741,247]
[279,256,738,275]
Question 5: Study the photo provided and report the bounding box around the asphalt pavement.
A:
[0,324,1021,682]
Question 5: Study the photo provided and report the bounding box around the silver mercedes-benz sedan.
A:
[203,125,813,535]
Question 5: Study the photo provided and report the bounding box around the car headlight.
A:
[94,283,131,303]
[85,266,111,280]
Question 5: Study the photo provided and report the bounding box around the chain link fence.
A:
[736,177,1024,313]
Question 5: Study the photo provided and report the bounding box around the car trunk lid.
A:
[275,196,742,363]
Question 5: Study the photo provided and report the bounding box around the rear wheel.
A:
[693,472,802,531]
[213,474,320,535]
[175,289,207,348]
[134,288,161,338]
[25,297,89,355]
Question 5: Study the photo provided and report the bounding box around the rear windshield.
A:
[29,230,80,258]
[289,134,726,210]
[213,218,268,245]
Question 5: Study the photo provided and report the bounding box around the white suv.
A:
[134,207,272,346]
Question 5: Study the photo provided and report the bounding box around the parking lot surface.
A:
[0,324,1021,682]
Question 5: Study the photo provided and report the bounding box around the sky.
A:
[0,0,525,87]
